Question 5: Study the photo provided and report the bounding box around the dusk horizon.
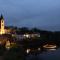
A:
[0,0,60,60]
[0,0,60,31]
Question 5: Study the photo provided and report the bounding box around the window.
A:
[2,21,3,23]
[2,24,4,26]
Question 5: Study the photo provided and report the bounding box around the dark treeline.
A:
[9,26,60,48]
[1,26,60,60]
[6,26,60,43]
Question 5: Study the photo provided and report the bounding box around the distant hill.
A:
[38,26,60,31]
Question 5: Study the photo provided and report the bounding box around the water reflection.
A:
[26,49,31,54]
[38,48,41,51]
[48,49,56,51]
[43,44,57,51]
[26,48,60,60]
[25,42,59,60]
[25,44,57,54]
[26,48,41,54]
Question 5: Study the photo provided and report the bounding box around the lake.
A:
[26,48,60,60]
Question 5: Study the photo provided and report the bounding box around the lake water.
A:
[26,48,60,60]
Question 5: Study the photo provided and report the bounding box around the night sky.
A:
[0,0,60,31]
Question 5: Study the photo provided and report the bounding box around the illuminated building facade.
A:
[0,14,15,35]
[0,14,5,34]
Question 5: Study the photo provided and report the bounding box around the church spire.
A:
[0,14,4,20]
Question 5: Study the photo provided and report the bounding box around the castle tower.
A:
[0,14,5,34]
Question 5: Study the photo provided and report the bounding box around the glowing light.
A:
[38,48,41,51]
[43,44,57,49]
[48,49,56,51]
[5,40,11,50]
[0,16,5,34]
[26,49,30,54]
[24,34,30,38]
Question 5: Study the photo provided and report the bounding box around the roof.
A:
[0,14,4,20]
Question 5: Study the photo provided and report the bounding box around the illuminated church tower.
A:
[0,14,5,34]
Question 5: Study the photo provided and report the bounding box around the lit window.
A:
[2,24,4,26]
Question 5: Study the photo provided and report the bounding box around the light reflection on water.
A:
[26,48,57,54]
[26,47,41,54]
[26,48,60,60]
[25,43,60,60]
[47,48,56,51]
[26,47,60,60]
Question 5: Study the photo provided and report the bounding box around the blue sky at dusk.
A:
[0,0,60,31]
